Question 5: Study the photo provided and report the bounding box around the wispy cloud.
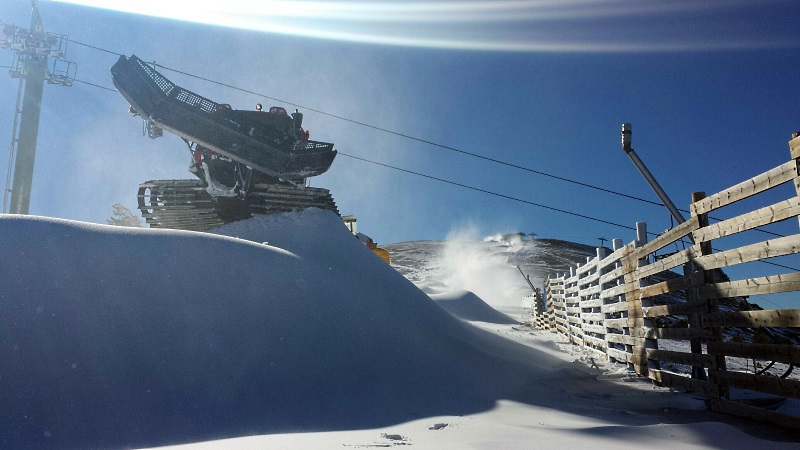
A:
[49,0,799,52]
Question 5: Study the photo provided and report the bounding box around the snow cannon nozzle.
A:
[621,123,632,153]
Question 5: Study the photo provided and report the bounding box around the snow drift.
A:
[0,211,555,448]
[429,290,518,324]
[2,210,796,449]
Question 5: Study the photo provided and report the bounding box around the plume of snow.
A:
[438,224,530,314]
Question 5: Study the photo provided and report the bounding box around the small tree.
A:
[107,203,142,227]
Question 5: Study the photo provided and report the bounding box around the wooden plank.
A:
[583,334,606,347]
[607,347,633,363]
[716,370,800,399]
[598,262,622,278]
[580,284,602,297]
[576,261,597,276]
[599,300,624,314]
[621,254,640,279]
[649,370,717,396]
[636,216,700,258]
[579,270,600,284]
[643,300,706,318]
[583,324,606,335]
[600,283,633,299]
[568,316,583,325]
[710,398,800,430]
[692,160,798,215]
[790,135,800,160]
[626,317,645,328]
[707,342,800,364]
[600,301,628,314]
[625,306,645,320]
[703,309,800,328]
[600,265,625,285]
[645,349,717,368]
[606,333,637,346]
[640,271,704,300]
[694,234,800,272]
[633,245,700,280]
[699,272,800,300]
[623,282,642,299]
[694,197,800,243]
[581,313,605,322]
[599,245,626,269]
[604,318,628,331]
[632,327,709,340]
[579,298,603,309]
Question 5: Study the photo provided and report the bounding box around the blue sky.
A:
[2,0,800,252]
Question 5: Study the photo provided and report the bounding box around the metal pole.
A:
[621,123,689,226]
[9,58,46,214]
[517,265,537,293]
[3,78,24,213]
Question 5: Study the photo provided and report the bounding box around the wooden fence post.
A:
[791,131,800,229]
[546,275,556,332]
[634,222,660,377]
[547,274,565,336]
[601,237,628,364]
[579,249,606,355]
[566,266,577,344]
[687,192,709,381]
[691,191,727,400]
[623,224,645,374]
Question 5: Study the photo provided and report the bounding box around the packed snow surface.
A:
[1,210,797,449]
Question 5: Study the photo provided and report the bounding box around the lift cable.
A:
[147,61,789,239]
[151,62,671,203]
[338,152,637,232]
[63,38,792,242]
[339,152,800,273]
[73,78,117,92]
[66,38,123,57]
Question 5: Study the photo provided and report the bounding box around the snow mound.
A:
[430,290,518,324]
[0,211,554,449]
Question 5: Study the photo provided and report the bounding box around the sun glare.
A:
[48,0,798,52]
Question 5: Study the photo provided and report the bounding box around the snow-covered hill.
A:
[385,236,597,319]
[1,211,797,449]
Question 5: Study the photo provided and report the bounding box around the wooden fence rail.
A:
[533,132,800,429]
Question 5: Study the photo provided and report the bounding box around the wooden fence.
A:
[534,133,800,429]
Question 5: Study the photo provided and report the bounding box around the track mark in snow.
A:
[381,433,410,445]
[345,433,410,448]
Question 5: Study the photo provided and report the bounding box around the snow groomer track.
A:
[138,179,338,232]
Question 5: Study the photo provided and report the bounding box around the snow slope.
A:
[385,236,598,319]
[1,210,797,449]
